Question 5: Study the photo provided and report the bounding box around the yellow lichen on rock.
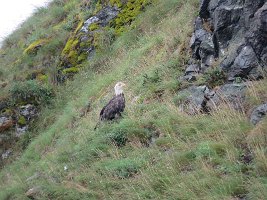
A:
[110,0,123,8]
[23,39,50,55]
[62,67,79,75]
[89,23,100,31]
[18,116,27,126]
[109,0,153,35]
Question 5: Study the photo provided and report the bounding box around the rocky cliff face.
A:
[179,0,267,122]
[187,0,267,81]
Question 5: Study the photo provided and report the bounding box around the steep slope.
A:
[0,0,154,164]
[0,0,266,199]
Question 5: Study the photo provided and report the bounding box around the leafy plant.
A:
[102,159,142,179]
[142,69,162,86]
[10,80,54,104]
[203,67,227,88]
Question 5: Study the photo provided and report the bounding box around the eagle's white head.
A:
[114,82,126,96]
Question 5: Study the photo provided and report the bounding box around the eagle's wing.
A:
[100,94,125,121]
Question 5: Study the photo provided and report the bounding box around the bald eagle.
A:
[94,82,126,129]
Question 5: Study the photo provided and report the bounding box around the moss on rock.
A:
[18,116,27,126]
[110,0,123,8]
[62,67,79,74]
[89,23,100,31]
[60,19,90,68]
[36,74,48,83]
[59,0,153,76]
[23,39,50,55]
[109,0,153,35]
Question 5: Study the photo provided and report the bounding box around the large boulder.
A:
[213,4,243,46]
[177,85,211,114]
[229,46,261,80]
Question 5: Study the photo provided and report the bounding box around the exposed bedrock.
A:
[185,0,267,82]
[177,83,247,114]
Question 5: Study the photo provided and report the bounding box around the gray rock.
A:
[97,6,120,26]
[199,36,215,66]
[181,74,198,82]
[0,101,8,111]
[244,0,266,28]
[214,5,243,46]
[178,85,210,114]
[220,49,239,72]
[187,0,267,82]
[230,46,261,79]
[178,83,247,114]
[182,63,201,82]
[209,83,247,111]
[81,16,99,33]
[19,104,37,120]
[250,103,267,125]
[185,64,200,75]
[60,6,120,73]
[81,6,119,33]
[16,126,28,137]
[1,149,12,159]
[246,2,267,64]
[190,17,212,60]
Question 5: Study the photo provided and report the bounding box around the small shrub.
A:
[108,130,128,147]
[50,5,67,24]
[195,141,226,159]
[93,29,116,52]
[103,159,141,179]
[10,80,54,105]
[142,69,162,86]
[151,177,171,194]
[203,67,227,88]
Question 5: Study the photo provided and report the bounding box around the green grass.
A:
[0,0,267,199]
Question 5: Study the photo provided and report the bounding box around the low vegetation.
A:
[0,0,266,199]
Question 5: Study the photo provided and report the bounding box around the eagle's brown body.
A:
[94,82,126,130]
[100,93,125,121]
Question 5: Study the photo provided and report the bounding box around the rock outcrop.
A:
[0,103,38,166]
[58,0,153,81]
[178,83,247,114]
[179,0,267,118]
[186,0,267,82]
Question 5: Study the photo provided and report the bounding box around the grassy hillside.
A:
[0,0,266,199]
